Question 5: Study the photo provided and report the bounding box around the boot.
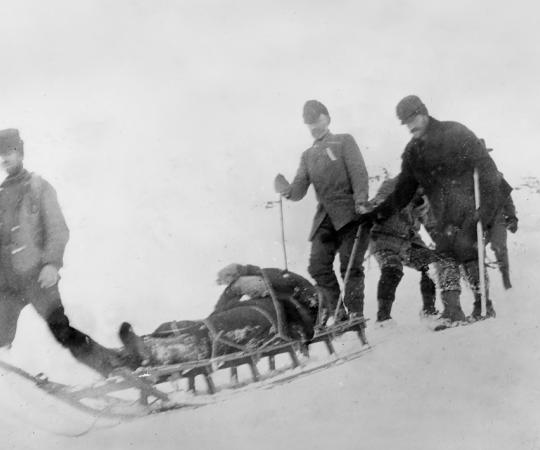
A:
[486,300,496,318]
[501,269,512,290]
[376,267,403,322]
[377,298,393,322]
[470,300,482,321]
[420,269,438,316]
[71,336,131,377]
[470,295,496,321]
[439,290,466,323]
[119,322,153,367]
[315,286,340,328]
[46,307,130,377]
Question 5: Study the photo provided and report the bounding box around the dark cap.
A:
[303,100,329,124]
[396,95,428,124]
[0,129,23,155]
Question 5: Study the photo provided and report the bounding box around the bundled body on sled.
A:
[116,264,365,378]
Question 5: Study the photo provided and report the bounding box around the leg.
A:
[0,290,26,347]
[374,250,404,322]
[26,279,125,377]
[420,268,437,315]
[308,216,340,321]
[436,258,466,322]
[338,222,370,316]
[462,260,495,319]
[489,223,511,289]
[407,244,438,315]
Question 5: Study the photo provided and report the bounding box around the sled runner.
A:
[0,317,369,419]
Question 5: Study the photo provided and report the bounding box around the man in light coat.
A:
[274,100,370,324]
[0,129,123,376]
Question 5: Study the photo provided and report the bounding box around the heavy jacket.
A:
[0,169,69,285]
[214,265,317,315]
[287,131,369,240]
[374,117,511,262]
[370,177,428,254]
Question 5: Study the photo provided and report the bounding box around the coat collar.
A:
[312,130,332,145]
[1,168,30,188]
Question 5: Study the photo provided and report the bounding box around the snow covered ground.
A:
[2,1,540,448]
[1,183,539,450]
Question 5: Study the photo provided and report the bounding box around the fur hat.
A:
[0,129,24,155]
[303,100,329,124]
[396,95,428,124]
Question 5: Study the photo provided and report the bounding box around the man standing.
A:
[274,100,370,324]
[368,176,438,324]
[360,96,512,327]
[0,129,123,376]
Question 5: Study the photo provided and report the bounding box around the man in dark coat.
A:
[360,96,512,326]
[0,129,124,376]
[369,177,439,323]
[274,100,370,324]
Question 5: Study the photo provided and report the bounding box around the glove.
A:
[505,215,518,233]
[216,263,243,285]
[355,200,373,215]
[357,211,377,229]
[38,264,59,288]
[274,174,291,196]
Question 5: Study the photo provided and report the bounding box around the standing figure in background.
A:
[369,176,439,324]
[274,100,370,325]
[0,128,123,376]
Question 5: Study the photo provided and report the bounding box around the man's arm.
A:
[277,153,311,201]
[462,133,510,227]
[370,154,419,222]
[40,180,70,269]
[342,134,369,204]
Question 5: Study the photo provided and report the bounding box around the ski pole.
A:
[473,167,488,315]
[265,196,289,271]
[278,196,289,271]
[333,223,365,321]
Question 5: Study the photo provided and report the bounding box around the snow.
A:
[2,1,540,448]
[1,183,539,449]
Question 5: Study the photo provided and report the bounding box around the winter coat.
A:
[369,177,428,255]
[214,265,319,325]
[0,169,69,285]
[286,131,369,240]
[373,117,512,262]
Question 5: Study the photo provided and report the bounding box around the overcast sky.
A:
[1,0,538,341]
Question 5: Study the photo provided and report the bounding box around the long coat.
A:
[287,131,369,240]
[373,117,511,262]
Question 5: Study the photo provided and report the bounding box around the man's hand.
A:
[505,215,518,233]
[274,174,291,196]
[38,264,59,288]
[355,200,373,215]
[357,210,376,228]
[216,263,243,285]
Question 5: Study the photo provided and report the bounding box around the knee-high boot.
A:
[377,267,403,322]
[440,290,466,322]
